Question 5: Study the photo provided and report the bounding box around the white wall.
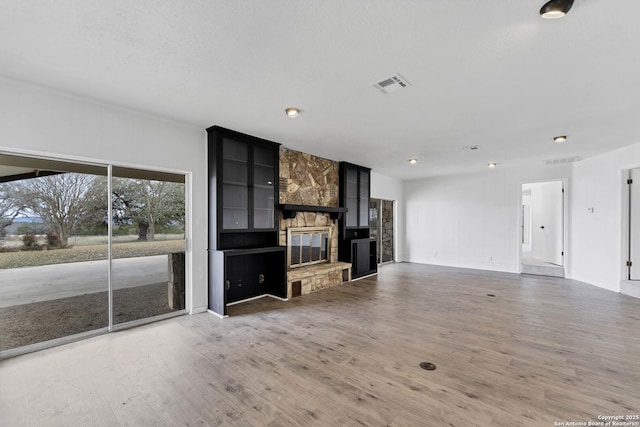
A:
[371,172,404,261]
[403,165,571,273]
[0,78,209,313]
[570,142,640,292]
[8,78,640,303]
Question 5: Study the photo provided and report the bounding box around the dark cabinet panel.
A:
[253,144,276,229]
[353,238,371,277]
[208,126,280,250]
[207,126,285,315]
[359,170,369,227]
[338,162,377,279]
[221,138,249,230]
[209,247,286,314]
[345,166,358,227]
[347,238,377,278]
[339,162,371,232]
[226,255,258,303]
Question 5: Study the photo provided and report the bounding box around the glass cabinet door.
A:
[359,170,369,227]
[345,166,358,227]
[222,138,248,230]
[253,144,275,229]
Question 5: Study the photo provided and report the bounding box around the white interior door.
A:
[630,169,640,279]
[530,181,564,266]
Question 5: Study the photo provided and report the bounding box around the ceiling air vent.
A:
[460,145,480,152]
[545,156,581,166]
[373,73,411,94]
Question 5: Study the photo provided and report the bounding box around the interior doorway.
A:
[369,198,394,264]
[621,168,640,298]
[627,168,640,280]
[520,181,565,277]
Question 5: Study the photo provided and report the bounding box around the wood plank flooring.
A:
[1,263,639,426]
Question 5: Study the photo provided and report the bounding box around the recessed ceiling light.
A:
[540,0,574,19]
[553,135,567,143]
[409,158,418,165]
[285,107,299,118]
[488,163,497,168]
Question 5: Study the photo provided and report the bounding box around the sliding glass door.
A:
[369,198,394,264]
[0,154,187,356]
[111,168,186,326]
[0,154,109,352]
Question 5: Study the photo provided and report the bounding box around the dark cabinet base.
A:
[208,246,286,316]
[341,238,377,279]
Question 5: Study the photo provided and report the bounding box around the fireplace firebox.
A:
[287,226,332,269]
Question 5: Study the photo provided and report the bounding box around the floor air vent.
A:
[419,362,437,371]
[373,73,411,94]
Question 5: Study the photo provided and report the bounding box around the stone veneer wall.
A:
[279,147,340,263]
[278,147,348,295]
[279,147,339,207]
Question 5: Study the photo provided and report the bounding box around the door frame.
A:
[0,147,192,359]
[620,166,640,282]
[518,178,569,273]
[370,197,395,265]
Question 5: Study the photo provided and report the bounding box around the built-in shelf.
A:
[279,204,348,220]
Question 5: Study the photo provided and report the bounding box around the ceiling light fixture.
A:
[553,135,567,143]
[488,163,497,168]
[285,107,299,118]
[540,0,574,19]
[409,158,418,165]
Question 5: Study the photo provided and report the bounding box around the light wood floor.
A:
[1,263,639,426]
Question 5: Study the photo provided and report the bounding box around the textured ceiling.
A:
[1,0,639,179]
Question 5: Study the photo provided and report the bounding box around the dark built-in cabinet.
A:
[338,162,377,279]
[207,126,286,316]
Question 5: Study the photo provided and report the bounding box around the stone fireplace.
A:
[279,148,351,298]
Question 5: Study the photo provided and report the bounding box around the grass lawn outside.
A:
[0,239,185,269]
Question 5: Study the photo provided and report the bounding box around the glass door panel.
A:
[346,167,358,227]
[381,200,394,262]
[359,170,369,227]
[222,138,248,230]
[0,154,109,352]
[110,171,186,325]
[369,198,394,265]
[631,168,640,279]
[253,145,275,229]
[369,199,381,263]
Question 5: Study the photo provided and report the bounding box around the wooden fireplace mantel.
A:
[278,204,347,220]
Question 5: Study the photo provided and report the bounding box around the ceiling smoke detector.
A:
[373,73,411,94]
